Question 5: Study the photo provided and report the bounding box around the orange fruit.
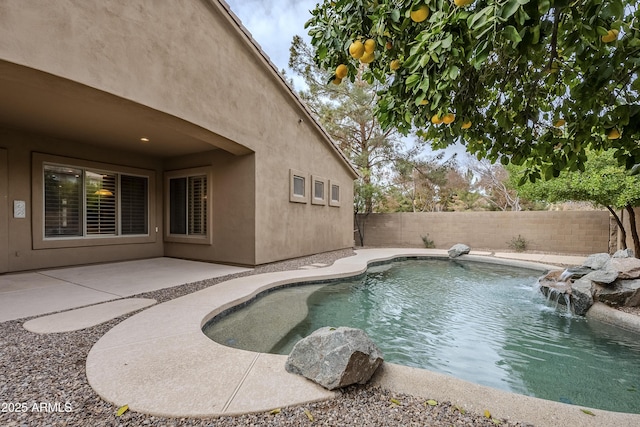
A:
[607,128,621,139]
[349,40,365,59]
[461,120,472,129]
[553,119,566,127]
[364,39,376,54]
[431,114,443,125]
[335,64,348,79]
[390,59,401,71]
[360,51,375,64]
[410,5,429,23]
[332,76,342,85]
[443,113,455,124]
[601,29,619,43]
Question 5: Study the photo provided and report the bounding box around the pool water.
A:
[203,259,640,413]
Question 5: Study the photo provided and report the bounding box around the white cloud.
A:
[226,0,317,89]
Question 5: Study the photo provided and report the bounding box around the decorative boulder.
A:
[448,244,470,258]
[610,257,640,280]
[571,278,595,315]
[582,264,618,285]
[582,253,612,270]
[285,327,383,390]
[613,249,635,259]
[595,279,640,307]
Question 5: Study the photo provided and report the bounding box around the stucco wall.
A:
[0,0,357,268]
[163,151,257,266]
[357,211,612,255]
[0,127,165,272]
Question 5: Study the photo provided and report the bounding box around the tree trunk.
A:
[354,212,369,247]
[625,205,640,258]
[606,206,627,250]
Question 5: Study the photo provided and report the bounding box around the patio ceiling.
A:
[0,60,251,158]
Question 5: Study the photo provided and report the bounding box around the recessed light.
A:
[140,137,150,142]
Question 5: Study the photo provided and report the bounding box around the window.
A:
[293,176,305,197]
[121,175,148,235]
[44,165,82,237]
[329,181,341,207]
[43,164,149,238]
[289,169,307,203]
[311,175,326,205]
[169,175,207,236]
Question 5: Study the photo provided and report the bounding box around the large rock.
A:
[285,327,383,390]
[583,265,618,284]
[582,253,612,270]
[595,279,640,307]
[571,278,595,316]
[448,244,470,258]
[613,249,635,258]
[610,257,640,280]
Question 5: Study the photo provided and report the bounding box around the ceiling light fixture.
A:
[140,137,150,142]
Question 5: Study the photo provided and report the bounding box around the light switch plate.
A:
[14,200,26,218]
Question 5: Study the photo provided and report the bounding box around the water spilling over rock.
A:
[537,251,640,316]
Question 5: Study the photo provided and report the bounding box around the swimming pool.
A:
[203,258,640,414]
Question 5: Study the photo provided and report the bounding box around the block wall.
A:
[356,211,612,255]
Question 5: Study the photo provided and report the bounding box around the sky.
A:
[225,0,317,89]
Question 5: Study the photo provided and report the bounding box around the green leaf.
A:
[581,409,596,416]
[425,399,438,406]
[441,35,453,49]
[468,6,492,30]
[531,25,540,44]
[504,26,522,43]
[116,405,129,417]
[449,65,460,79]
[501,0,521,20]
[317,45,327,60]
[406,74,421,88]
[391,9,401,22]
[404,110,413,124]
[538,0,550,14]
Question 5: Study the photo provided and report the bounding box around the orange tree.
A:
[305,0,640,182]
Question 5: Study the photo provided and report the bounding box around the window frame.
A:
[289,169,308,204]
[311,175,327,206]
[329,180,341,207]
[32,153,156,250]
[164,167,212,245]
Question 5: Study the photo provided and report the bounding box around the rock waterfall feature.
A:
[537,251,640,315]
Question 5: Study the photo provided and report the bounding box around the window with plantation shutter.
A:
[121,175,148,235]
[43,163,149,239]
[169,174,207,236]
[188,176,207,235]
[44,165,83,237]
[86,171,117,235]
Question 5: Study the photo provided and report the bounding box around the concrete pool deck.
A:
[84,248,640,427]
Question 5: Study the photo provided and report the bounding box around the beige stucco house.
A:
[0,0,357,273]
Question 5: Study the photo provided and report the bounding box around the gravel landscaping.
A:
[3,249,534,426]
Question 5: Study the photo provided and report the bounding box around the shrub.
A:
[508,235,528,252]
[421,234,435,248]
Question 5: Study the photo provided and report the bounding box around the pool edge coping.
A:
[85,248,640,427]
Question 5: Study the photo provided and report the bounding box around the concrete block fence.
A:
[355,211,615,255]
